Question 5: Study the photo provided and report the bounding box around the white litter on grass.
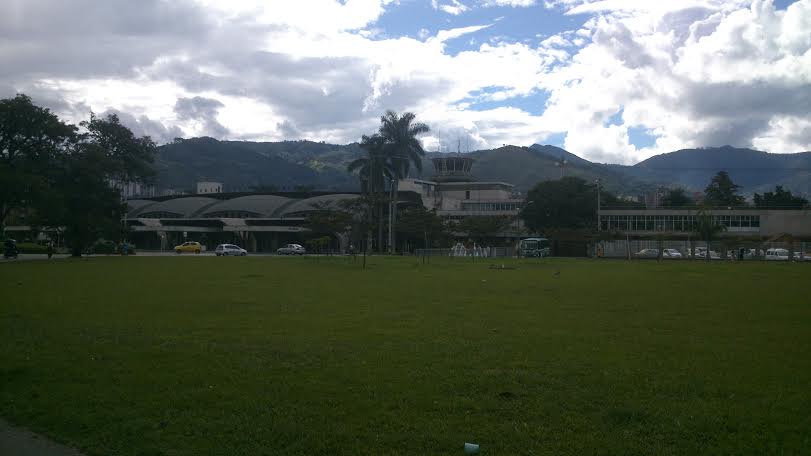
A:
[464,442,480,454]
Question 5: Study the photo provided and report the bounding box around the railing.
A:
[598,239,810,260]
[414,247,514,258]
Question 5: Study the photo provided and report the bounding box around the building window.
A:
[465,190,470,200]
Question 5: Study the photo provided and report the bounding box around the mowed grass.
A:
[1,256,809,455]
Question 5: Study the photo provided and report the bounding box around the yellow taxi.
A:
[174,241,202,254]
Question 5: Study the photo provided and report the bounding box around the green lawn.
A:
[1,256,809,455]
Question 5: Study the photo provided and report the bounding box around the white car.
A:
[214,244,248,256]
[277,243,306,255]
[695,247,721,260]
[765,248,790,261]
[633,248,659,259]
[663,249,682,259]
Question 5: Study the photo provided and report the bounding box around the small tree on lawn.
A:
[694,206,726,262]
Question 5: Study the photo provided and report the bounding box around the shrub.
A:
[89,240,117,255]
[11,242,49,254]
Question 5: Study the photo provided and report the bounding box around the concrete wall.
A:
[760,210,811,237]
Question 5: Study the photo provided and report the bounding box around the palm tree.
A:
[694,206,726,262]
[347,134,393,252]
[377,111,430,253]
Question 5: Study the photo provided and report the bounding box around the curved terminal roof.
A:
[126,199,160,217]
[280,194,359,216]
[136,197,219,218]
[199,195,295,218]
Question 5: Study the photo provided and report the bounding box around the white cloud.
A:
[435,0,470,15]
[481,0,538,6]
[1,0,809,163]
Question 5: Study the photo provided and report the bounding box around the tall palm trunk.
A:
[377,197,383,253]
[391,178,399,254]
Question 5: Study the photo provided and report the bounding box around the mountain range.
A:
[155,138,811,198]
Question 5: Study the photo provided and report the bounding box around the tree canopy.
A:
[704,171,745,207]
[0,94,157,255]
[455,215,511,243]
[522,177,602,232]
[378,111,430,179]
[753,185,809,209]
[660,187,693,207]
[0,94,77,225]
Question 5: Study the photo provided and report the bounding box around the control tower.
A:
[431,156,475,182]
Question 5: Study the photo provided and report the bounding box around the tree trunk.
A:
[391,179,399,254]
[377,196,383,253]
[706,238,711,262]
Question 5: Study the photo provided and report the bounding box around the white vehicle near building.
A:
[765,248,790,261]
[277,243,306,255]
[214,244,247,256]
[662,249,682,259]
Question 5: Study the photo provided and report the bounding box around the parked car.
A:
[174,241,202,254]
[662,249,682,259]
[277,243,306,255]
[214,244,247,256]
[765,248,790,261]
[695,247,720,260]
[633,248,659,258]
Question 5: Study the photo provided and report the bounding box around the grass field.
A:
[1,256,809,455]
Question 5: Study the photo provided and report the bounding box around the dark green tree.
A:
[81,113,156,183]
[694,206,726,262]
[522,177,601,232]
[704,171,745,206]
[753,185,809,209]
[396,205,448,250]
[377,111,430,252]
[40,114,156,256]
[660,187,693,207]
[303,202,353,253]
[456,216,512,244]
[46,149,125,257]
[0,94,76,228]
[347,134,394,252]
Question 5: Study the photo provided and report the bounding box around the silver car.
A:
[633,248,659,258]
[214,244,248,256]
[277,243,306,255]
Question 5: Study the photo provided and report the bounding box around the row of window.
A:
[461,202,520,212]
[203,211,262,219]
[601,215,761,232]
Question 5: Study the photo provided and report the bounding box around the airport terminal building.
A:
[599,208,811,239]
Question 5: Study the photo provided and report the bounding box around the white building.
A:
[109,180,157,199]
[197,182,223,194]
[400,156,524,229]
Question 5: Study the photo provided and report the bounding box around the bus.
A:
[519,237,551,258]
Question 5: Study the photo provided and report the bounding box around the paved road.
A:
[0,419,85,456]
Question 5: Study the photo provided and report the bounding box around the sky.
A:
[1,0,809,164]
